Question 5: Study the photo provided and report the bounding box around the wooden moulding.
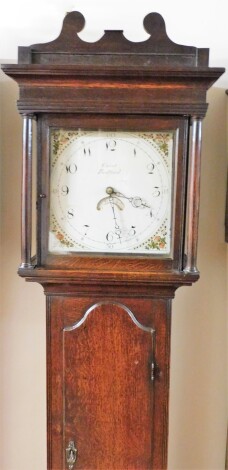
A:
[16,12,209,66]
[184,117,202,273]
[2,12,224,116]
[20,114,34,269]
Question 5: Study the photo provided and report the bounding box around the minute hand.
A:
[112,190,151,210]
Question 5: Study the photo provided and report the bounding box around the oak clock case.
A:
[2,11,224,470]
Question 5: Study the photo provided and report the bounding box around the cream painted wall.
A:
[0,1,227,469]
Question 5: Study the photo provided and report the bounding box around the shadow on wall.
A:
[0,68,46,470]
[169,87,227,469]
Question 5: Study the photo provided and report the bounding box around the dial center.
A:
[106,186,114,195]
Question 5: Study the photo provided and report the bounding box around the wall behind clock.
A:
[0,1,227,469]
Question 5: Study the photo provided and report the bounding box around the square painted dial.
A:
[49,129,174,254]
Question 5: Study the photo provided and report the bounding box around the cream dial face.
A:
[49,129,174,254]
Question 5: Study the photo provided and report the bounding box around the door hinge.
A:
[151,360,161,381]
[151,361,155,381]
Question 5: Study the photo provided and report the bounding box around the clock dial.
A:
[49,129,174,254]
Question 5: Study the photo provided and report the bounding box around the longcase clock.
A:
[2,12,224,470]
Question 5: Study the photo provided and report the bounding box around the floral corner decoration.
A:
[145,235,167,251]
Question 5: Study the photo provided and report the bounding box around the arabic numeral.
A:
[66,163,77,174]
[61,185,69,196]
[67,209,74,219]
[83,147,91,156]
[152,186,161,197]
[106,140,116,151]
[128,226,136,237]
[83,224,89,237]
[147,163,155,174]
[106,231,114,242]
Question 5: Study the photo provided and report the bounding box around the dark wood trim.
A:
[20,114,34,268]
[2,64,224,78]
[35,114,188,275]
[17,102,209,118]
[46,295,172,469]
[184,117,202,273]
[18,267,199,292]
[1,65,222,117]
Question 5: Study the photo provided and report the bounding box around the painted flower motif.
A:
[60,136,70,144]
[151,133,171,157]
[50,215,75,248]
[52,138,60,155]
[56,232,64,241]
[52,131,69,156]
[145,235,167,250]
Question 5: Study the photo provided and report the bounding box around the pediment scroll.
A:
[18,11,209,67]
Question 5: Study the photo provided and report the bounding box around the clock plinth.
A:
[2,11,224,470]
